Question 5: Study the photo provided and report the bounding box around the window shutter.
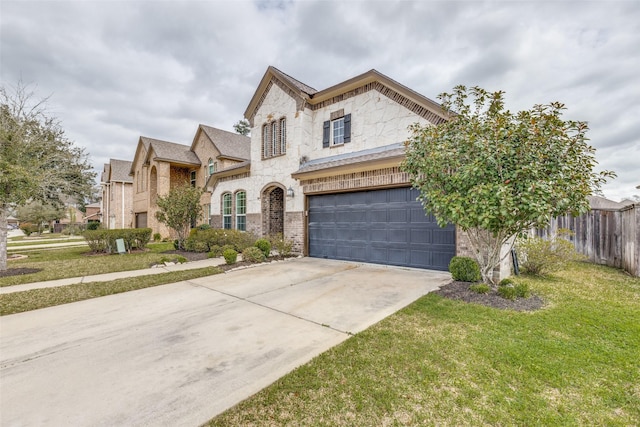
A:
[323,120,330,148]
[344,114,351,143]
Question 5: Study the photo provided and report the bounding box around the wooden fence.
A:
[538,204,639,277]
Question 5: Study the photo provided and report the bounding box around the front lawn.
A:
[1,242,180,286]
[207,262,640,426]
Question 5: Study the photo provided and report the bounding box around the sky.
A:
[1,0,638,202]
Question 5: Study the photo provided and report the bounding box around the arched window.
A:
[235,191,246,231]
[222,193,232,229]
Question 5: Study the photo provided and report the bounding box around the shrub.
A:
[242,246,266,263]
[153,233,161,242]
[498,285,517,300]
[87,222,101,231]
[82,228,152,254]
[197,224,211,231]
[499,278,515,287]
[208,245,222,258]
[469,283,490,294]
[223,248,238,265]
[269,233,294,257]
[175,255,188,264]
[516,230,584,276]
[514,282,531,298]
[449,256,481,282]
[255,238,271,258]
[19,222,39,236]
[187,228,258,253]
[173,239,180,250]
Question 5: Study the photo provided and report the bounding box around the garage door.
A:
[308,187,455,271]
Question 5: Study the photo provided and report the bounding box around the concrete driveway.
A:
[0,258,450,426]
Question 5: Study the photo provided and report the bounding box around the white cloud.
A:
[1,0,638,201]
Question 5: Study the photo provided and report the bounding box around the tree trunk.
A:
[1,205,8,271]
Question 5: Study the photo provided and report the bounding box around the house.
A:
[129,129,250,237]
[101,159,133,229]
[207,66,466,272]
[83,202,102,224]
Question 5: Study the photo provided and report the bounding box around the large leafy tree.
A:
[402,85,613,284]
[1,82,96,270]
[155,184,203,249]
[16,201,66,235]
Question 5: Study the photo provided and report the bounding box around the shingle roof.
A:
[199,125,251,161]
[141,136,200,166]
[294,143,405,175]
[101,163,111,183]
[270,66,318,96]
[109,159,133,183]
[588,195,626,210]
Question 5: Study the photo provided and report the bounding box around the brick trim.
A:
[299,167,411,194]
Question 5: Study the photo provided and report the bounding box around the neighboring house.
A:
[208,66,464,272]
[190,124,251,223]
[84,202,102,224]
[129,130,250,237]
[101,159,133,229]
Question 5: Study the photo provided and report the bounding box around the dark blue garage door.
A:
[308,187,456,271]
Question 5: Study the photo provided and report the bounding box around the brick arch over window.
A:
[261,183,285,236]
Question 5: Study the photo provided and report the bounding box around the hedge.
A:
[83,228,152,254]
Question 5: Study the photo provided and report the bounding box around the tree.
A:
[16,201,65,235]
[1,82,96,270]
[155,184,203,249]
[233,119,251,136]
[402,85,614,284]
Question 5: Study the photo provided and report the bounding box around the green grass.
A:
[207,262,640,426]
[7,238,86,247]
[2,242,179,287]
[0,266,222,315]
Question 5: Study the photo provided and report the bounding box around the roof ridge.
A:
[270,66,318,95]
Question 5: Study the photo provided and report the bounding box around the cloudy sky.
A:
[2,0,638,201]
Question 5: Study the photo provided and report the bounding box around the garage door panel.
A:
[308,188,455,271]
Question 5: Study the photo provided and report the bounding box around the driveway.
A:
[0,258,450,426]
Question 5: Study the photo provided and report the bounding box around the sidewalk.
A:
[0,257,228,295]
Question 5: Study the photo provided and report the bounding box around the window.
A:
[262,124,269,158]
[323,113,351,148]
[208,158,214,176]
[262,117,286,159]
[271,122,278,156]
[280,118,286,154]
[235,191,246,231]
[332,117,344,144]
[190,170,197,187]
[222,193,232,229]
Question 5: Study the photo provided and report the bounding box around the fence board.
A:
[540,205,638,277]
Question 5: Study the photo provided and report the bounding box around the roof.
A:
[244,66,448,125]
[292,143,406,180]
[205,160,251,188]
[588,195,626,210]
[108,159,133,183]
[141,136,201,166]
[196,124,251,161]
[101,163,110,183]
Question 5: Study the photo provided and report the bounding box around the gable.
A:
[245,67,448,127]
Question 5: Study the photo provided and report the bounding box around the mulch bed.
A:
[434,280,545,311]
[0,268,43,278]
